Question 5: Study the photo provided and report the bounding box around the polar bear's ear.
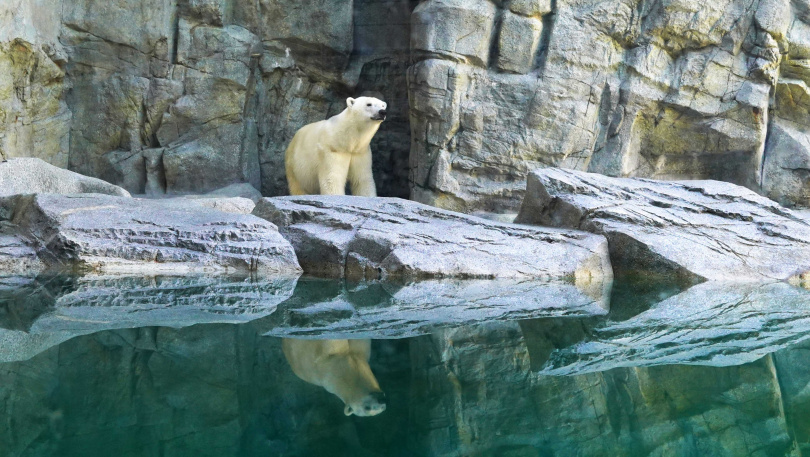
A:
[346,97,355,107]
[344,405,354,416]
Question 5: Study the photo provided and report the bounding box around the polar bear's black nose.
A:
[378,110,387,116]
[370,391,387,405]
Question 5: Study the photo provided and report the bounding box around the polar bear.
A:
[282,338,386,416]
[284,96,387,196]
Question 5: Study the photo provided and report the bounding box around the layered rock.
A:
[516,167,810,282]
[0,158,130,197]
[253,195,612,286]
[1,194,302,274]
[408,0,808,212]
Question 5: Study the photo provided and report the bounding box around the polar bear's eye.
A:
[367,103,371,107]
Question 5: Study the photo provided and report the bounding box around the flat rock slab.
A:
[526,281,810,375]
[253,196,612,287]
[0,158,130,197]
[261,277,609,339]
[516,168,810,282]
[0,274,298,362]
[1,194,302,275]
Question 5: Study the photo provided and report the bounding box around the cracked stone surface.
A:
[516,167,810,281]
[1,193,302,274]
[253,195,613,287]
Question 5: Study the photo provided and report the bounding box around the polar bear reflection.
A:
[282,338,386,416]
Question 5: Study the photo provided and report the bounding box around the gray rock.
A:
[0,158,130,197]
[516,167,810,282]
[527,281,810,376]
[204,182,263,202]
[182,195,256,214]
[263,276,609,339]
[253,196,613,287]
[2,193,301,274]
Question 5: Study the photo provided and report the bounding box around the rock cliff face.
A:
[2,0,807,209]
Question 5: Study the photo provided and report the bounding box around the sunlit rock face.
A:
[0,194,302,274]
[253,195,613,286]
[409,0,807,212]
[516,168,810,282]
[0,0,417,199]
[3,0,807,207]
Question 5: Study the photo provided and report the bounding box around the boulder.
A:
[516,168,810,282]
[1,194,301,275]
[253,196,612,287]
[0,158,130,197]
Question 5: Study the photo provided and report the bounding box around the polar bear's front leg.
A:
[318,150,352,195]
[349,149,377,197]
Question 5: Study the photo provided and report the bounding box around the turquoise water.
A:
[2,274,810,456]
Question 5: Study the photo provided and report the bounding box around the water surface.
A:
[2,274,810,456]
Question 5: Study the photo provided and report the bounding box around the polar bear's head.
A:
[346,96,387,122]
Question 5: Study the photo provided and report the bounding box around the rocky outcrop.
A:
[253,195,612,286]
[3,0,810,208]
[516,167,810,282]
[523,280,810,375]
[263,276,609,339]
[1,194,302,274]
[0,158,130,197]
[1,0,416,199]
[408,0,808,212]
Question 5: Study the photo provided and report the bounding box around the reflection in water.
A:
[282,338,386,417]
[2,319,810,456]
[3,275,810,456]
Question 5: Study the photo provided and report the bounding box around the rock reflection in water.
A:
[2,319,810,456]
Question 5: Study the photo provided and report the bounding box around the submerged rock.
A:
[253,196,612,287]
[1,194,301,274]
[516,167,810,282]
[262,276,609,339]
[0,158,130,197]
[523,281,810,375]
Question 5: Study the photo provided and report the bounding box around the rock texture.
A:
[262,276,608,339]
[0,158,130,197]
[1,194,302,274]
[1,0,416,199]
[253,195,612,286]
[516,167,810,282]
[409,0,810,212]
[6,0,808,208]
[524,281,810,375]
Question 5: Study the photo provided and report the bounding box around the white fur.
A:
[285,96,387,196]
[282,338,386,416]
